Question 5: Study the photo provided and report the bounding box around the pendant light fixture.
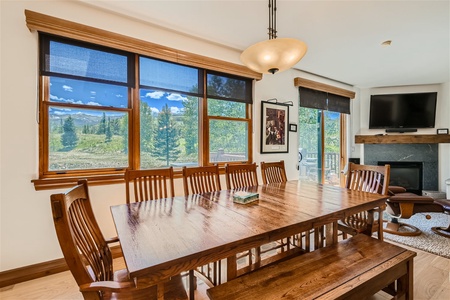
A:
[240,0,307,74]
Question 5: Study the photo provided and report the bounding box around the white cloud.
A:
[90,91,96,95]
[86,101,101,106]
[170,106,182,114]
[167,93,187,101]
[145,91,165,99]
[50,94,83,104]
[116,94,123,98]
[150,107,159,113]
[53,108,72,115]
[62,85,73,92]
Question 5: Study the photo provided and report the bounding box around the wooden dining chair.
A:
[338,163,391,240]
[182,164,221,195]
[182,164,222,287]
[50,179,187,300]
[224,163,259,273]
[259,160,302,262]
[225,163,259,190]
[125,167,174,203]
[260,160,288,184]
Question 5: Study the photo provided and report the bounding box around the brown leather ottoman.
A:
[432,199,450,238]
[384,186,444,236]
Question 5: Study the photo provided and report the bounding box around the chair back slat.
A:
[225,163,258,189]
[51,179,113,290]
[260,160,287,184]
[346,163,390,195]
[182,165,221,195]
[125,167,174,203]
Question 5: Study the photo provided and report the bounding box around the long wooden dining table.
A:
[110,180,389,298]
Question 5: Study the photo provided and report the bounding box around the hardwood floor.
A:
[1,241,449,300]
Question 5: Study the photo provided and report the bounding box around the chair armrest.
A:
[388,186,407,194]
[388,195,435,204]
[106,236,119,244]
[79,281,136,293]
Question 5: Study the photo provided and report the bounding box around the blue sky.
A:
[50,77,187,116]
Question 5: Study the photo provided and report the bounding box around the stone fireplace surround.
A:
[364,144,438,192]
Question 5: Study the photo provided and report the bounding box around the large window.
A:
[36,34,253,187]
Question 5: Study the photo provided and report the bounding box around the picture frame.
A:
[436,128,449,135]
[261,101,289,153]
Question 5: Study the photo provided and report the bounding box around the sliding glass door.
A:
[299,107,343,186]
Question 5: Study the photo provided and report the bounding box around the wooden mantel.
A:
[355,134,450,144]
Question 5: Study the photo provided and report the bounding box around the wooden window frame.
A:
[27,10,259,190]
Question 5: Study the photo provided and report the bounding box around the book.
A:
[233,191,259,204]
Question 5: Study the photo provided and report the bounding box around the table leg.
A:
[325,221,338,246]
[226,254,237,281]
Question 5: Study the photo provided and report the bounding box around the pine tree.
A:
[120,114,128,154]
[140,102,154,152]
[61,116,78,150]
[97,112,106,134]
[182,96,198,155]
[152,104,180,166]
[105,117,112,143]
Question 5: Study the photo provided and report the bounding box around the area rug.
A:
[381,213,450,259]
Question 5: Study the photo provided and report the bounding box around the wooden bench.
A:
[207,234,416,300]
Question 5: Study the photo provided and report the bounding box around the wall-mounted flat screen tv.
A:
[369,92,437,129]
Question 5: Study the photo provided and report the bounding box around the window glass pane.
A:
[207,98,246,118]
[49,77,128,108]
[140,89,199,168]
[324,111,341,186]
[48,107,128,171]
[207,73,251,103]
[209,120,248,163]
[298,107,320,182]
[140,57,200,94]
[47,40,129,83]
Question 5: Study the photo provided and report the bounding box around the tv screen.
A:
[369,92,437,129]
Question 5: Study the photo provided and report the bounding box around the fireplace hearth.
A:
[378,161,423,195]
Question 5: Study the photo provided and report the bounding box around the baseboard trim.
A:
[0,246,122,288]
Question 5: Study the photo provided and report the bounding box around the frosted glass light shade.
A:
[240,38,307,74]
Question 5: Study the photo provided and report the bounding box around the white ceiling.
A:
[79,0,449,89]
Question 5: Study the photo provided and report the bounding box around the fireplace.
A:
[364,143,438,193]
[378,161,423,195]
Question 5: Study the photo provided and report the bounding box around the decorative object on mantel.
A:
[240,0,307,74]
[437,128,449,135]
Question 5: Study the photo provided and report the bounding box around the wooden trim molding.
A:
[294,77,356,99]
[355,134,450,144]
[24,10,262,80]
[0,246,122,288]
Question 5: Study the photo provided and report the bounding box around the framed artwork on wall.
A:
[261,101,290,153]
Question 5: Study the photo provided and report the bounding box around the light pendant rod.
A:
[268,0,277,39]
[240,0,308,75]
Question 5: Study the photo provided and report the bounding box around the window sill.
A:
[32,174,125,191]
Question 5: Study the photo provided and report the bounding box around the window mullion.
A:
[201,71,209,166]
